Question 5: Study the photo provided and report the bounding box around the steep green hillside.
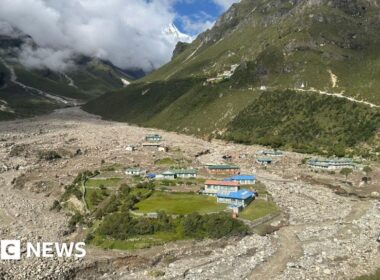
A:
[0,34,134,120]
[146,0,380,103]
[223,90,380,155]
[84,0,380,157]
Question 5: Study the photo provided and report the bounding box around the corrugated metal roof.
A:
[170,169,197,174]
[256,157,273,162]
[125,168,141,172]
[205,180,239,186]
[162,171,176,175]
[224,175,256,181]
[207,165,240,170]
[217,189,255,200]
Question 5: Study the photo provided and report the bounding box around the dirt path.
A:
[294,88,380,108]
[248,176,379,280]
[250,227,303,280]
[256,85,380,108]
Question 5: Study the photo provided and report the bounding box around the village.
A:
[91,133,363,221]
[0,107,378,280]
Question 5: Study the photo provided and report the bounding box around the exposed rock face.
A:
[172,42,190,60]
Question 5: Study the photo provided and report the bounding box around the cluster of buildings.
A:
[307,158,356,170]
[125,161,257,213]
[206,64,239,84]
[125,168,198,180]
[126,134,168,152]
[203,174,257,213]
[124,135,263,214]
[155,169,198,180]
[255,149,284,166]
[206,164,241,175]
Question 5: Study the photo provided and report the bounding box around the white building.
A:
[125,168,145,176]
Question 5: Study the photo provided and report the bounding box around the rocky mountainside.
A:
[84,0,380,157]
[0,31,136,120]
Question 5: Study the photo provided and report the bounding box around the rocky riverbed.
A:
[0,107,378,279]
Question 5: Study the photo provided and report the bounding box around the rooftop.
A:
[224,175,256,181]
[256,157,273,162]
[207,164,240,170]
[205,180,239,187]
[307,158,354,164]
[217,189,255,200]
[125,168,141,172]
[162,171,176,175]
[260,150,283,155]
[142,142,161,146]
[170,169,197,174]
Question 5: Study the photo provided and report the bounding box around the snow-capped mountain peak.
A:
[163,24,193,43]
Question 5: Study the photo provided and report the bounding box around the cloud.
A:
[18,46,75,72]
[0,0,185,72]
[179,11,215,35]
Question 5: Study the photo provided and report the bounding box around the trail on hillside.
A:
[257,86,380,108]
[0,58,78,106]
[294,88,380,108]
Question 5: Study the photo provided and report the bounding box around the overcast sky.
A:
[0,0,238,72]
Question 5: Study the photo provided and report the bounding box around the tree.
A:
[363,166,372,177]
[90,191,101,206]
[340,168,353,182]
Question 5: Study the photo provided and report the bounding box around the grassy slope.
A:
[239,200,279,221]
[0,56,130,119]
[83,79,199,123]
[223,90,380,154]
[15,66,89,100]
[135,192,227,215]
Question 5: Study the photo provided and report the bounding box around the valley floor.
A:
[0,107,379,279]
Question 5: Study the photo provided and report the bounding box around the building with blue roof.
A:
[224,175,256,185]
[216,189,255,211]
[146,173,156,179]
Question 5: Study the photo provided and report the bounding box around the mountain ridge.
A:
[51,0,380,157]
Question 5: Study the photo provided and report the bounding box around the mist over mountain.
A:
[0,0,193,72]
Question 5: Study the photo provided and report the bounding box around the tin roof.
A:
[217,189,255,200]
[256,157,273,162]
[205,180,239,187]
[170,169,197,175]
[224,175,256,181]
[207,165,240,170]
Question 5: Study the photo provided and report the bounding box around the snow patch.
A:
[121,78,130,87]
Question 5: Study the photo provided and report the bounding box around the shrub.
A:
[38,150,62,161]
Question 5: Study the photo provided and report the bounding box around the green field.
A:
[239,199,279,221]
[135,192,227,215]
[85,177,122,188]
[154,157,178,166]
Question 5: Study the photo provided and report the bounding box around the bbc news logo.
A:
[0,240,86,260]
